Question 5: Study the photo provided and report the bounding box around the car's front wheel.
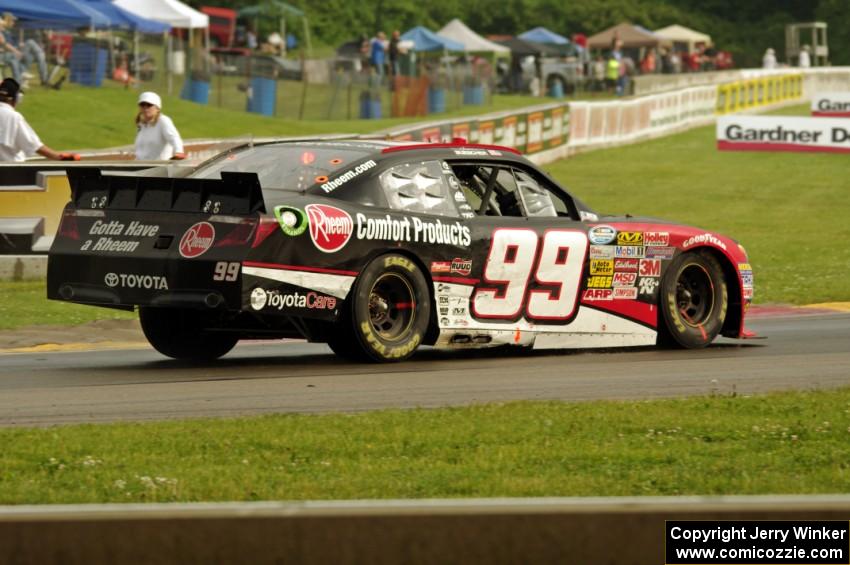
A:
[329,254,430,362]
[659,251,728,348]
[139,307,238,360]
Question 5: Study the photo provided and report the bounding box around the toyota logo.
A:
[104,273,119,287]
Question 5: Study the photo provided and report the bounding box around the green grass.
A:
[0,281,134,330]
[548,104,850,304]
[22,79,554,151]
[3,388,850,503]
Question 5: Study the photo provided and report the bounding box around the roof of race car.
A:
[252,138,524,160]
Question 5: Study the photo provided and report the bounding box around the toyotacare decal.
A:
[179,222,215,258]
[306,204,354,253]
[355,213,472,247]
[320,160,377,193]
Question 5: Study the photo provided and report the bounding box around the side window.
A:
[514,170,557,218]
[379,160,459,217]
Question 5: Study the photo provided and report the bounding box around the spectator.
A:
[245,26,258,50]
[0,13,48,86]
[798,45,811,68]
[592,54,605,91]
[605,51,619,93]
[370,31,387,79]
[640,50,656,74]
[134,91,185,161]
[388,30,400,79]
[0,78,79,162]
[762,48,777,69]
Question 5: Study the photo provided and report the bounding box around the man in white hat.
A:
[134,91,185,160]
[0,78,79,162]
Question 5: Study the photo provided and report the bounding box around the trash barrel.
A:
[247,77,276,116]
[427,87,446,113]
[69,41,108,87]
[359,91,382,119]
[549,80,564,98]
[180,79,210,105]
[463,84,484,105]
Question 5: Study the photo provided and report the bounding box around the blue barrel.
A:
[247,77,276,116]
[463,84,484,105]
[359,92,382,119]
[427,87,446,113]
[180,79,210,105]
[549,80,564,98]
[69,42,107,87]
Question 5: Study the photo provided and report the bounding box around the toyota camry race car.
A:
[47,139,755,362]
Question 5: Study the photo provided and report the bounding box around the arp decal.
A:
[179,222,215,258]
[583,289,613,301]
[305,204,354,253]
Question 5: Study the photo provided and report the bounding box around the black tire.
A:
[333,254,430,363]
[659,251,728,349]
[139,307,238,361]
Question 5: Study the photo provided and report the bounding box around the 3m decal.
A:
[179,222,215,258]
[305,204,354,253]
[588,225,617,245]
[319,159,377,193]
[472,229,589,322]
[616,231,643,246]
[644,231,669,246]
[590,259,614,276]
[639,259,661,277]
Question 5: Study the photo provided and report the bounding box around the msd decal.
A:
[306,204,354,253]
[179,222,215,258]
[612,272,637,287]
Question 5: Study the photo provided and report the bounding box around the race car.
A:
[47,139,755,362]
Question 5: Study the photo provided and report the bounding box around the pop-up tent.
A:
[654,24,712,52]
[238,0,312,56]
[1,0,111,28]
[519,27,569,45]
[79,0,170,33]
[438,19,509,54]
[587,22,671,49]
[401,26,464,52]
[114,0,208,29]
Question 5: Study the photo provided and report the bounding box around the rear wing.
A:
[66,168,266,215]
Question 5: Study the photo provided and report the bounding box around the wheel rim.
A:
[675,264,715,327]
[368,273,415,341]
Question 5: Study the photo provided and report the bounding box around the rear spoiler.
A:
[66,168,266,215]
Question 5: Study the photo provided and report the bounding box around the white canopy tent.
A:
[115,0,209,95]
[438,19,510,54]
[654,24,712,52]
[114,0,209,29]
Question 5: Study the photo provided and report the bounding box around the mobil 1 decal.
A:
[472,228,588,324]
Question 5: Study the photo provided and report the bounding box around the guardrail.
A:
[3,496,850,564]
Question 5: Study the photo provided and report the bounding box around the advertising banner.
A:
[811,92,850,117]
[717,115,850,153]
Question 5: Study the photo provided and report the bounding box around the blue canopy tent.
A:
[0,0,99,28]
[519,27,569,45]
[78,0,170,33]
[401,26,464,52]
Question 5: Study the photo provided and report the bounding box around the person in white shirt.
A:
[0,78,79,162]
[798,45,811,68]
[762,48,777,69]
[134,91,185,161]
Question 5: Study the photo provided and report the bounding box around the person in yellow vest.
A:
[605,52,620,94]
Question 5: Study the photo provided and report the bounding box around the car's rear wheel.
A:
[139,307,238,360]
[330,254,430,362]
[659,251,728,349]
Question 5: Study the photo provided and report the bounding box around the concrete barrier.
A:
[2,496,850,564]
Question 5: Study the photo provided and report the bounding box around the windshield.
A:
[193,144,377,192]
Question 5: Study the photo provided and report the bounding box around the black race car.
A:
[48,139,755,362]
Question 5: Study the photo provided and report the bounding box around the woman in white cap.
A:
[134,91,185,160]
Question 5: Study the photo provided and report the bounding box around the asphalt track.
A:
[1,311,849,427]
